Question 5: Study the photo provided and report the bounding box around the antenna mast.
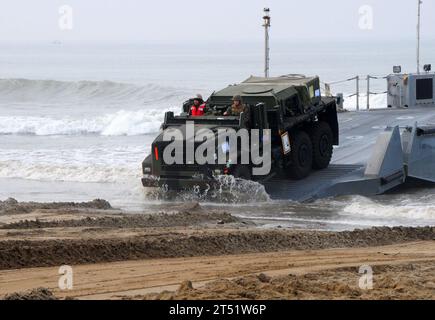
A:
[417,0,422,74]
[263,8,271,78]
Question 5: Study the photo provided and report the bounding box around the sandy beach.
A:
[0,198,434,300]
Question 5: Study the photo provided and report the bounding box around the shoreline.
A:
[0,198,434,300]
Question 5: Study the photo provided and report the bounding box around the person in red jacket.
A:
[190,94,207,116]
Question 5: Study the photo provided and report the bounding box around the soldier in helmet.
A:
[190,94,207,116]
[224,95,248,116]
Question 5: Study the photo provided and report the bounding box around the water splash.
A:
[144,175,271,204]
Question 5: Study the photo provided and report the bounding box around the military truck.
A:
[141,75,339,190]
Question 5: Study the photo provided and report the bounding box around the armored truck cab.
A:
[142,75,339,190]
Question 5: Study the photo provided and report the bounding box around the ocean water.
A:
[1,39,434,231]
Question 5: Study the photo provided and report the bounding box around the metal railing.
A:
[323,74,389,111]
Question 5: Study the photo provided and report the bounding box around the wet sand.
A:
[0,198,434,300]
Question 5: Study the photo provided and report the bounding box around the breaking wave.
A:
[0,161,141,183]
[0,78,189,104]
[0,78,192,136]
[0,110,164,136]
[342,195,435,221]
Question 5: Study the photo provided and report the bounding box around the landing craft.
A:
[141,70,435,201]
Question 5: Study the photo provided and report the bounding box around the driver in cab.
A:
[224,95,249,116]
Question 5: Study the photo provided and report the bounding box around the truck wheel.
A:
[287,131,313,180]
[232,165,252,180]
[311,122,333,170]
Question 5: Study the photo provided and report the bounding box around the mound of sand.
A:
[0,226,433,270]
[1,211,238,230]
[2,288,57,300]
[0,198,112,215]
[145,262,435,300]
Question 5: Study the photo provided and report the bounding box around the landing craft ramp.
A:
[263,107,435,201]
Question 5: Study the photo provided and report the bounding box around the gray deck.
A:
[263,107,435,201]
[334,108,435,165]
[263,164,364,201]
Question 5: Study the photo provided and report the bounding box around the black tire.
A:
[232,165,252,180]
[311,121,333,170]
[287,130,313,180]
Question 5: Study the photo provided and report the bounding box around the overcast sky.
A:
[0,0,434,44]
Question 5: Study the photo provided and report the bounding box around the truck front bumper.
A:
[141,175,218,191]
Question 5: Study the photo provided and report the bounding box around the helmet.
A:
[193,94,203,101]
[232,95,242,102]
